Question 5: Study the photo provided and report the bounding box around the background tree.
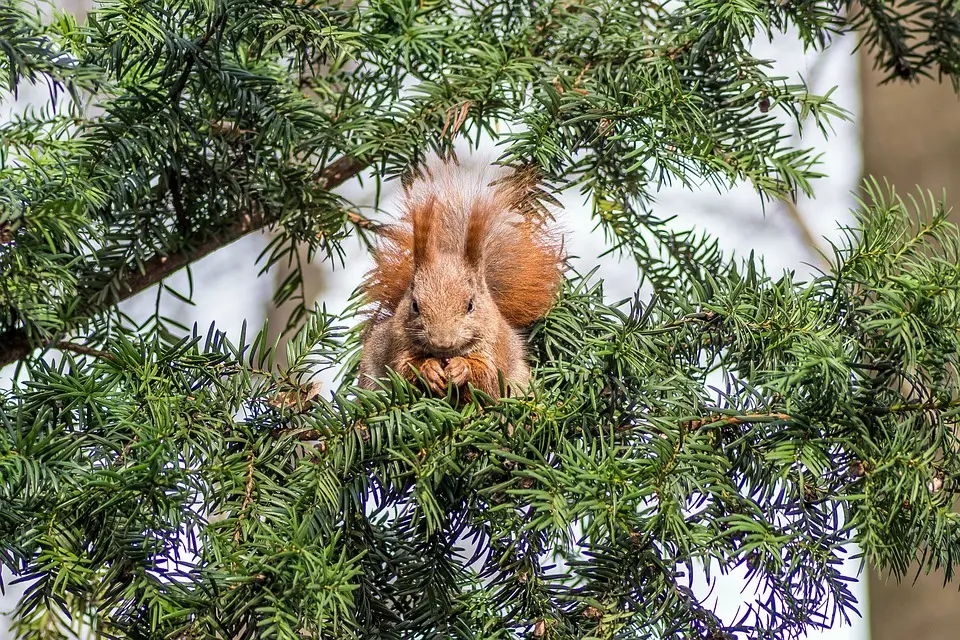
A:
[858,31,960,640]
[3,1,960,638]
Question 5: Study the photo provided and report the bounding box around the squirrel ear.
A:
[464,200,494,269]
[412,195,437,269]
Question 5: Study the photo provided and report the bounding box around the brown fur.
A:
[363,224,414,319]
[464,201,492,270]
[360,163,564,326]
[412,195,437,268]
[357,161,563,399]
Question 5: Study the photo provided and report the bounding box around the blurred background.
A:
[5,1,960,637]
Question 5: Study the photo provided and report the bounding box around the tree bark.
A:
[859,48,960,640]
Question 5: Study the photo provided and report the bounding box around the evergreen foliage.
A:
[2,0,960,638]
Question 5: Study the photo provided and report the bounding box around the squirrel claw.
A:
[445,357,471,387]
[419,358,447,395]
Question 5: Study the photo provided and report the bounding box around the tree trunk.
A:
[860,48,960,640]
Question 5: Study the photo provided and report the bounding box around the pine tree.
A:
[4,1,960,638]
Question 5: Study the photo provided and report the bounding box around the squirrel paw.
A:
[419,358,447,395]
[444,357,471,387]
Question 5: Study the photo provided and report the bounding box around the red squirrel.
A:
[357,161,564,399]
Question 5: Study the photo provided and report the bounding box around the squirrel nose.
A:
[432,333,458,351]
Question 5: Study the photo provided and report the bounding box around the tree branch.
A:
[865,398,960,415]
[684,412,793,430]
[55,341,116,361]
[0,156,367,369]
[234,450,257,544]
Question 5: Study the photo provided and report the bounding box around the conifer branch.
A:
[0,156,365,369]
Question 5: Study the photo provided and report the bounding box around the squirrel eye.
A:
[411,299,420,315]
[466,298,475,313]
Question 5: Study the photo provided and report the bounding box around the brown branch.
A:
[346,210,381,231]
[55,341,115,362]
[0,155,367,369]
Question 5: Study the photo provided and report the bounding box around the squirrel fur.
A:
[357,161,564,399]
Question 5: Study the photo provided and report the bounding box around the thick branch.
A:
[0,156,367,369]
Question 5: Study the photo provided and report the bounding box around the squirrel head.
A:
[400,196,500,357]
[361,162,565,338]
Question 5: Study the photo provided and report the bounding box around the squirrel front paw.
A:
[419,358,447,395]
[444,357,471,387]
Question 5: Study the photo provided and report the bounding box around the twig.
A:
[167,10,227,104]
[779,196,830,266]
[685,412,793,430]
[167,168,189,235]
[0,155,367,368]
[775,41,838,267]
[269,426,324,442]
[865,398,960,415]
[346,210,381,231]
[55,341,116,361]
[685,399,960,429]
[637,310,719,335]
[234,451,256,544]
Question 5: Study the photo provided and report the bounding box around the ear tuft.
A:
[412,195,437,268]
[464,200,496,269]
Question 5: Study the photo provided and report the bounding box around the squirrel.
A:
[357,160,565,400]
